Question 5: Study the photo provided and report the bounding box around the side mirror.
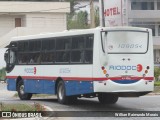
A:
[4,49,16,73]
[4,50,9,63]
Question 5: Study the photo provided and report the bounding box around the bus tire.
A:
[57,80,69,104]
[17,80,32,100]
[57,81,77,104]
[98,93,118,104]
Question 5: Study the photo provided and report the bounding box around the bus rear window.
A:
[101,30,149,54]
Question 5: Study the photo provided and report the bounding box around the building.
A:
[0,1,70,47]
[100,0,160,66]
[127,0,160,66]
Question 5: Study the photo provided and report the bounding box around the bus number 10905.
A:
[118,44,142,49]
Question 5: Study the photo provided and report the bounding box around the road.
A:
[0,82,160,120]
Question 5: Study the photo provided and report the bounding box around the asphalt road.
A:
[0,82,160,120]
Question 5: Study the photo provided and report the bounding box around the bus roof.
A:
[1,26,151,48]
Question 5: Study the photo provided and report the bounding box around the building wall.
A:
[0,2,70,48]
[0,15,18,36]
[25,13,67,32]
[0,15,27,36]
[0,13,67,38]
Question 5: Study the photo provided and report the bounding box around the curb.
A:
[43,105,53,112]
[147,93,160,95]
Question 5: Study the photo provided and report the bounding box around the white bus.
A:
[5,27,154,104]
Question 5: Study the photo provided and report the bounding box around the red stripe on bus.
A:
[6,76,154,81]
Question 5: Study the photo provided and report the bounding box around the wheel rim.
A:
[20,85,25,95]
[58,84,64,100]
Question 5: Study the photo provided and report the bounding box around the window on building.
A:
[131,2,154,10]
[158,25,160,36]
[157,2,160,10]
[154,49,160,64]
[15,18,21,27]
[130,23,155,36]
[142,2,148,10]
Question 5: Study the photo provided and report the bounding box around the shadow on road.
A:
[29,97,142,111]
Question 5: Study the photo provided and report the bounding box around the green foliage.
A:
[154,67,160,81]
[67,11,89,29]
[0,67,6,81]
[154,81,160,86]
[0,102,45,111]
[95,7,100,27]
[65,0,75,15]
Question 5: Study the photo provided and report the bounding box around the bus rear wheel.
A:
[17,80,32,100]
[98,93,118,104]
[57,81,77,104]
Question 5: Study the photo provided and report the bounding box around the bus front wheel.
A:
[98,93,118,104]
[17,80,32,100]
[57,81,77,104]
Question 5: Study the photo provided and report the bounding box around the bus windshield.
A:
[101,30,149,54]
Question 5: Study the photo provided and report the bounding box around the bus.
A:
[4,27,154,104]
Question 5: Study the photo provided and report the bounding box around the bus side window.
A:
[85,35,93,63]
[56,37,70,63]
[18,53,28,64]
[71,51,82,62]
[71,36,85,63]
[85,50,93,63]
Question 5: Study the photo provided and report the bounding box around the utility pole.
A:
[90,0,95,28]
[101,0,105,27]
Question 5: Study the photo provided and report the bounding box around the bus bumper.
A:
[93,79,154,94]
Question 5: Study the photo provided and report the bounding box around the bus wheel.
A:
[98,93,118,104]
[57,81,77,104]
[57,81,69,104]
[17,80,32,100]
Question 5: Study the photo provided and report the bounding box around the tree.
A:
[95,7,100,27]
[65,0,75,15]
[67,11,89,29]
[77,11,88,27]
[0,67,6,81]
[154,67,160,81]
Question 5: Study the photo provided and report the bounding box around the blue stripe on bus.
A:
[112,80,139,84]
[7,79,16,91]
[65,81,93,96]
[7,79,94,96]
[24,80,56,94]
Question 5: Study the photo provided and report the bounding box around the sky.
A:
[0,48,6,69]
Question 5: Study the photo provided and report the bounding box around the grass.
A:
[14,93,52,98]
[0,102,45,111]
